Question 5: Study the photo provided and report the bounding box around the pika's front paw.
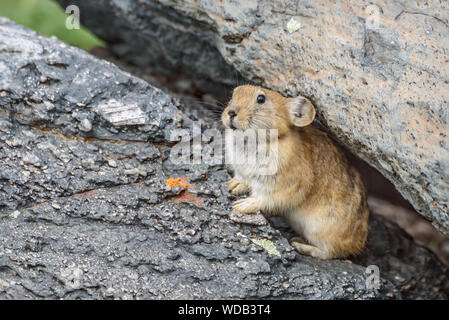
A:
[228,178,250,196]
[233,197,261,214]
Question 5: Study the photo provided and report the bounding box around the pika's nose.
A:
[228,109,237,118]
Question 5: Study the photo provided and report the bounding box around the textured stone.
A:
[0,18,448,299]
[58,0,449,235]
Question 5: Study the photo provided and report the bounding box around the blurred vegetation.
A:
[0,0,105,51]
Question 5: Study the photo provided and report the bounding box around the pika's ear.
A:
[288,96,316,127]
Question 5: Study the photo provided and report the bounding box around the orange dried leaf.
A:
[166,177,188,189]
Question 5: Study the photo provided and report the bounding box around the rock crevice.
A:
[57,0,449,235]
[0,17,448,299]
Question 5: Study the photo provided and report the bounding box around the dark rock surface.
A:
[56,0,449,236]
[58,0,243,99]
[0,18,448,299]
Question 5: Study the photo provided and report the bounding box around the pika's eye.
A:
[256,94,265,104]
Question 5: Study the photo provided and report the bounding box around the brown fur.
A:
[222,85,369,259]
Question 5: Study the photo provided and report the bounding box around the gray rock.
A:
[78,118,92,132]
[0,18,448,299]
[57,0,449,235]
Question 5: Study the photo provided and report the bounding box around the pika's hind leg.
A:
[228,177,250,195]
[290,238,333,260]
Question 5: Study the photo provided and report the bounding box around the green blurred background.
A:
[0,0,105,51]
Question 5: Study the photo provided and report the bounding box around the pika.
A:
[222,85,369,260]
